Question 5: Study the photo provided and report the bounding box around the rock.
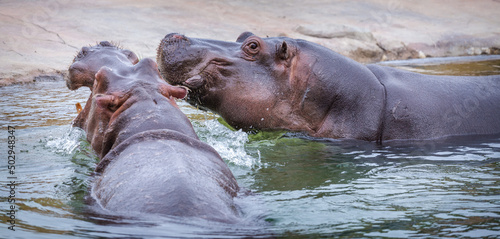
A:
[295,24,375,42]
[0,0,499,86]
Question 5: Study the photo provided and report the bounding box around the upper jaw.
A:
[162,33,190,44]
[157,34,234,97]
[157,55,210,90]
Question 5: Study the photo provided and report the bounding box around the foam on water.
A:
[45,126,86,155]
[192,119,261,168]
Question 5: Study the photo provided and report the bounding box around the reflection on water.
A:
[380,55,500,76]
[0,56,499,238]
[0,82,91,129]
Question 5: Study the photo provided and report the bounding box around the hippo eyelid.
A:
[241,37,262,57]
[236,31,255,42]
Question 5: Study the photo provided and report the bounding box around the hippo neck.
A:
[96,129,219,173]
[311,52,387,141]
[95,100,198,158]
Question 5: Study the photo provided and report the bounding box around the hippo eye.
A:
[243,40,260,55]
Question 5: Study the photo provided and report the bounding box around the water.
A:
[1,56,500,238]
[379,55,500,76]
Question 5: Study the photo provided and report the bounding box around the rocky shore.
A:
[1,0,499,86]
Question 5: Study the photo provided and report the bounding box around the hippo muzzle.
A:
[157,33,208,87]
[157,34,240,109]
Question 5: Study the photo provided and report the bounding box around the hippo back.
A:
[93,129,240,222]
[368,65,500,140]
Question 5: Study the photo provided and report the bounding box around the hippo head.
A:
[85,58,190,158]
[68,41,139,91]
[157,32,342,133]
[157,32,385,138]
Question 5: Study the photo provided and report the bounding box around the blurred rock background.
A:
[1,0,499,86]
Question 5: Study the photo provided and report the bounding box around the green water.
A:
[1,56,499,238]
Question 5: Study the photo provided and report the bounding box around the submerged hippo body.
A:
[68,45,240,222]
[157,32,500,142]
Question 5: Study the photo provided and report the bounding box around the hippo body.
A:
[157,32,500,142]
[93,130,238,221]
[67,44,240,222]
[368,65,500,140]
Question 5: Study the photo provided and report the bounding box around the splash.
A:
[193,119,261,168]
[45,126,86,155]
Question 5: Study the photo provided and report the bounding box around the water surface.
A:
[1,56,499,238]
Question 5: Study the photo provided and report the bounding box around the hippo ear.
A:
[277,41,289,60]
[236,32,255,42]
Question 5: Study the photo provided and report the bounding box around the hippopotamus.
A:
[68,41,140,129]
[67,44,240,222]
[67,41,139,91]
[157,32,500,142]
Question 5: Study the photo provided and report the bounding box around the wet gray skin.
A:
[69,45,240,222]
[157,32,500,142]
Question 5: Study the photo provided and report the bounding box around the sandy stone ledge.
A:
[1,0,499,86]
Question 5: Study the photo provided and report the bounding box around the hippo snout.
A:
[163,33,189,42]
[68,62,86,77]
[67,62,92,90]
[157,33,207,85]
[160,33,191,51]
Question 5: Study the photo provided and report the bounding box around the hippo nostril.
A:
[163,33,189,45]
[165,33,184,39]
[94,66,114,89]
[172,34,186,40]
